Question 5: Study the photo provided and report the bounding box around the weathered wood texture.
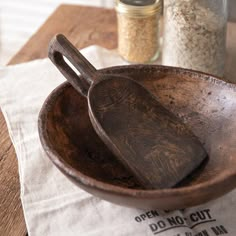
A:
[48,34,207,189]
[1,3,236,235]
[38,65,236,210]
[1,5,117,236]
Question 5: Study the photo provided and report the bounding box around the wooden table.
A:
[0,4,235,236]
[0,5,117,235]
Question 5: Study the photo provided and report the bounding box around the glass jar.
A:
[115,0,162,63]
[162,0,228,77]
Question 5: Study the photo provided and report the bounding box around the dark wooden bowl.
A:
[38,65,236,210]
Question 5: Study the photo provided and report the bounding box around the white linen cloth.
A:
[0,45,235,236]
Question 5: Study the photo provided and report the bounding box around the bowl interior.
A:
[39,65,236,205]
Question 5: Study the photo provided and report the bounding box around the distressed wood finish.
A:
[1,3,236,235]
[0,5,117,236]
[48,34,207,189]
[39,64,236,210]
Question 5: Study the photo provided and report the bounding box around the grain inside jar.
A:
[116,0,162,63]
[162,0,228,77]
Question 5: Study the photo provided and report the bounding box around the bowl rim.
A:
[38,64,236,199]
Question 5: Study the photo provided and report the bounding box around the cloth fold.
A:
[0,45,235,236]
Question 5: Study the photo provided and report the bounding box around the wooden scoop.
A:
[48,34,207,189]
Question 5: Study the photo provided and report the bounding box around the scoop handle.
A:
[48,34,97,97]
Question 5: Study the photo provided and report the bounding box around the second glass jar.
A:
[162,0,228,77]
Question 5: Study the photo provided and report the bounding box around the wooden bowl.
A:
[38,65,236,210]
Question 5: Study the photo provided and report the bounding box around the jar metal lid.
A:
[115,0,162,17]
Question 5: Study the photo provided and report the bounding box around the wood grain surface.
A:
[1,3,236,236]
[38,64,236,210]
[48,34,207,189]
[1,4,117,236]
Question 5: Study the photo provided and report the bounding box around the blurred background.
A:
[0,0,235,66]
[0,0,115,65]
